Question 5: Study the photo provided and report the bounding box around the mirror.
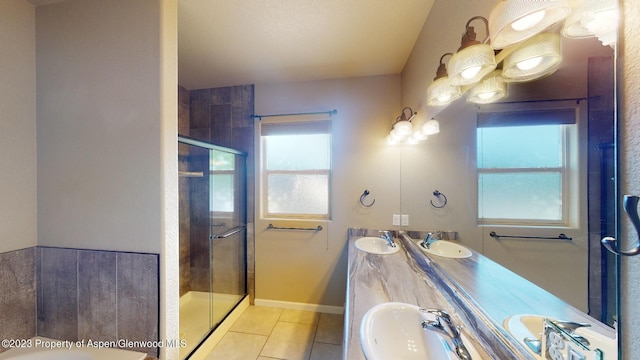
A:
[400,1,618,329]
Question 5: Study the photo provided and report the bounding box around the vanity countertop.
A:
[343,229,616,360]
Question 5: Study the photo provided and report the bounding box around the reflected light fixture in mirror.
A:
[489,0,571,49]
[422,118,440,135]
[563,0,618,47]
[427,53,462,107]
[502,32,562,82]
[467,70,508,104]
[387,107,417,145]
[448,16,497,86]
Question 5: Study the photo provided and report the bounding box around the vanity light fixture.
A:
[563,0,618,48]
[467,70,508,104]
[502,32,562,82]
[387,107,417,145]
[447,16,497,86]
[427,53,462,107]
[489,0,571,49]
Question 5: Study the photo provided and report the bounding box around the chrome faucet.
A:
[380,231,396,248]
[421,309,472,360]
[421,232,439,249]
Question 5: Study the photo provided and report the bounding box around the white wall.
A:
[35,0,172,254]
[254,75,401,307]
[620,0,640,357]
[35,1,179,358]
[0,0,37,254]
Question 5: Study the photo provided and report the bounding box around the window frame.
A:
[258,118,332,220]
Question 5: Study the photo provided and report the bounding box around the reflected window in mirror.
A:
[477,104,583,226]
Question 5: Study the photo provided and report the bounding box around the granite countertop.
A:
[343,229,617,360]
[343,229,501,360]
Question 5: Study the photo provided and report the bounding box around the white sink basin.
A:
[503,314,617,359]
[360,302,482,360]
[503,314,544,357]
[355,237,400,255]
[417,240,472,259]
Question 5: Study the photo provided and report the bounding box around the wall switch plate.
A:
[401,214,409,226]
[392,214,400,226]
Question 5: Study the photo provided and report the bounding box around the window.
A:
[260,120,331,219]
[477,107,578,225]
[210,150,236,213]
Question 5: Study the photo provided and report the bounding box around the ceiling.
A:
[178,0,434,90]
[27,0,433,90]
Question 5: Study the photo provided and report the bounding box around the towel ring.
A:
[359,190,375,207]
[430,190,447,209]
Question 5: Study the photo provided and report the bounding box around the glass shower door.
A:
[209,149,247,327]
[178,140,213,358]
[178,136,247,359]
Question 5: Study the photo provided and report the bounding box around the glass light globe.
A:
[411,129,429,141]
[405,137,419,145]
[516,56,543,71]
[461,66,482,80]
[582,6,618,47]
[427,77,462,106]
[390,127,408,141]
[467,70,508,104]
[448,44,496,86]
[393,120,413,136]
[489,0,570,49]
[511,10,546,31]
[438,94,452,103]
[387,134,401,145]
[422,119,440,136]
[563,0,592,37]
[502,33,561,82]
[478,91,497,100]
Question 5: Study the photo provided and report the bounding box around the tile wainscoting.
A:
[0,247,159,358]
[0,248,36,349]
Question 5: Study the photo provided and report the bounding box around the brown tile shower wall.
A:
[0,248,36,354]
[187,85,255,300]
[36,247,160,358]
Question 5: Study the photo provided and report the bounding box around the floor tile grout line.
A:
[206,305,344,359]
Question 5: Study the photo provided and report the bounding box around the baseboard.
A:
[254,298,344,314]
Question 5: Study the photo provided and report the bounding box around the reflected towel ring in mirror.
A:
[430,190,448,208]
[359,190,375,207]
[602,195,640,256]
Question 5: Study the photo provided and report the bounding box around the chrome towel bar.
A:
[211,225,246,239]
[267,224,323,231]
[489,231,572,241]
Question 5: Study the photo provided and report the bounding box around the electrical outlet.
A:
[392,214,400,226]
[401,214,409,226]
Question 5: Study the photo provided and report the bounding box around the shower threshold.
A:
[179,291,245,359]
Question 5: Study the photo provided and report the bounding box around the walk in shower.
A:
[178,136,247,359]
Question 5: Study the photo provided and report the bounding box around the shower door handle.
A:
[602,195,640,256]
[211,225,246,239]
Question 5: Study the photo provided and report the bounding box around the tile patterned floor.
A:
[204,306,344,360]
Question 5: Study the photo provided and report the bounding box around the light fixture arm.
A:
[400,107,417,121]
[459,16,490,50]
[434,53,454,81]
